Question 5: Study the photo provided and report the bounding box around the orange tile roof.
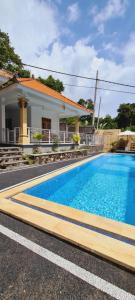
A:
[17,78,92,114]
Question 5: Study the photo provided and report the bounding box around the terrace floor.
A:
[0,156,135,300]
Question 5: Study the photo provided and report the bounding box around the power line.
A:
[23,63,135,89]
[63,83,135,96]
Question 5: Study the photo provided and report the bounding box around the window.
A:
[42,118,51,130]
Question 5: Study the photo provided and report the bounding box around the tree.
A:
[98,115,117,129]
[18,69,31,78]
[38,75,64,93]
[78,98,94,110]
[78,98,86,107]
[116,103,135,129]
[0,30,30,77]
[78,98,94,125]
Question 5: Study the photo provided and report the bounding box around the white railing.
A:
[28,127,104,145]
[28,128,75,144]
[1,127,104,146]
[1,127,20,144]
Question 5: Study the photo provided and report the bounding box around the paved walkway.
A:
[0,156,91,190]
[0,157,135,300]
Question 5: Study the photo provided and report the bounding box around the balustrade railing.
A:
[1,127,104,146]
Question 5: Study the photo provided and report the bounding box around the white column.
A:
[0,101,5,143]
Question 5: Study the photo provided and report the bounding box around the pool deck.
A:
[0,153,135,273]
[0,155,135,299]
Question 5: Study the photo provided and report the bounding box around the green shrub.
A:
[111,138,128,152]
[33,132,43,143]
[72,133,80,145]
[52,136,59,151]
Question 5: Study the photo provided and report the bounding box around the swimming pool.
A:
[25,154,135,226]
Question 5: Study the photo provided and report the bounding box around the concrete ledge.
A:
[13,192,135,242]
[0,198,135,271]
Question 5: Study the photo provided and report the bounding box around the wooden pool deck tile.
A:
[0,199,135,271]
[13,192,135,242]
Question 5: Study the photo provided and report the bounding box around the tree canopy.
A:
[116,103,135,129]
[0,30,30,77]
[38,75,64,93]
[78,98,94,110]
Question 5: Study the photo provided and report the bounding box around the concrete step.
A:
[0,147,22,152]
[0,155,22,161]
[0,160,28,168]
[0,151,23,156]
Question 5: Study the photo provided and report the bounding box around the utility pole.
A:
[97,96,102,130]
[92,70,98,127]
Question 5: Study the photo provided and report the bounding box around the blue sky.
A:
[0,0,135,116]
[56,0,134,62]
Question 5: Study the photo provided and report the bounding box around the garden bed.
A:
[29,146,103,165]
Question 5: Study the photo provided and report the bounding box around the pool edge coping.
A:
[0,153,135,271]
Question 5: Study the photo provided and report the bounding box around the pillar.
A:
[18,97,29,144]
[75,117,80,134]
[0,101,5,143]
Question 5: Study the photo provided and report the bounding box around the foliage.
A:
[0,30,30,77]
[78,99,94,125]
[65,116,78,125]
[98,115,118,129]
[52,136,59,151]
[33,132,43,143]
[72,133,80,144]
[111,138,128,152]
[24,155,34,165]
[38,75,64,93]
[126,125,135,132]
[18,69,31,78]
[62,99,94,126]
[116,103,135,129]
[78,98,94,110]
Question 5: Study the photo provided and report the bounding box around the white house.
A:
[0,70,93,152]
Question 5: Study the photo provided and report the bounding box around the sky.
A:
[0,0,135,116]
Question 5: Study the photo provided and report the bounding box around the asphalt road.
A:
[0,156,92,190]
[0,158,135,300]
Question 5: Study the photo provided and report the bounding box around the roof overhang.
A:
[0,78,93,118]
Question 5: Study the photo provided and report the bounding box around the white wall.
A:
[30,105,59,132]
[30,106,42,129]
[4,104,60,133]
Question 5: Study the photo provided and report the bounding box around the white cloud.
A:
[67,2,80,22]
[0,0,135,117]
[30,36,135,117]
[123,33,135,65]
[92,0,128,33]
[0,0,59,62]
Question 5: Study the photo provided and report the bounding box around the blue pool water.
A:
[25,154,135,226]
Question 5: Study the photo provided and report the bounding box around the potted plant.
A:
[32,132,43,153]
[72,133,80,149]
[52,135,59,152]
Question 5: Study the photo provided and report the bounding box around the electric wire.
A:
[23,63,135,89]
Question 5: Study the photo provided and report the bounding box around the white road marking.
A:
[0,224,134,300]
